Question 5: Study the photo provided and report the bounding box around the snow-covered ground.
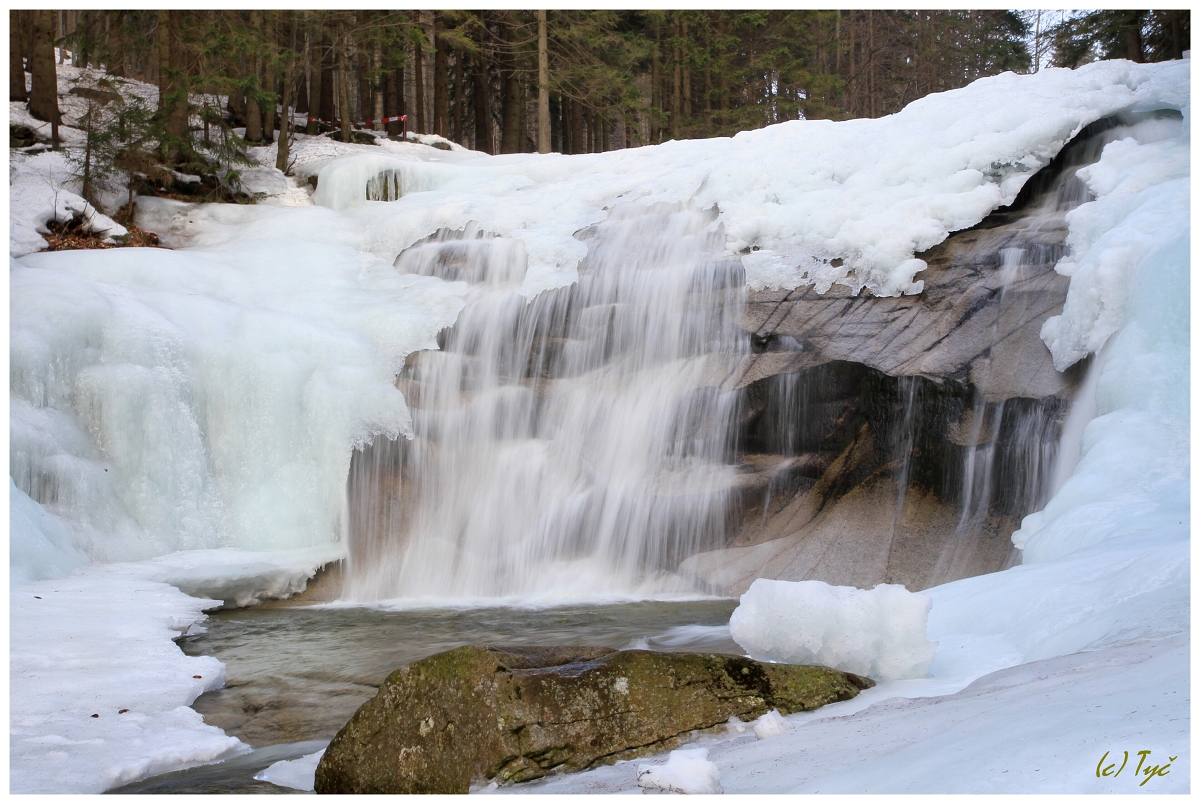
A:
[9,58,1189,792]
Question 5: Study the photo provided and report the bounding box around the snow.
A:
[8,542,341,792]
[138,61,1189,301]
[730,580,938,681]
[253,749,325,792]
[10,565,246,794]
[11,478,89,583]
[9,148,128,257]
[636,747,723,794]
[519,635,1187,794]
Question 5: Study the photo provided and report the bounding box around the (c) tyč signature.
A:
[1096,750,1177,787]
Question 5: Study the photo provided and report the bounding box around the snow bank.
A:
[254,749,325,792]
[522,634,1186,794]
[636,747,723,794]
[9,149,128,257]
[11,243,465,561]
[730,580,937,682]
[9,534,338,791]
[10,565,248,793]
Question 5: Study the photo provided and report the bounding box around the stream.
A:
[112,599,739,794]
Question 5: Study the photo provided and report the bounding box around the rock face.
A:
[314,645,872,793]
[685,130,1115,595]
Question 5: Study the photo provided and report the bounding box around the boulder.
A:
[314,645,872,793]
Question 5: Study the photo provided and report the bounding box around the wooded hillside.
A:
[13,10,1191,159]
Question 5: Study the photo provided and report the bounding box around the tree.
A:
[11,11,28,102]
[65,75,157,214]
[29,9,62,143]
[1050,10,1189,68]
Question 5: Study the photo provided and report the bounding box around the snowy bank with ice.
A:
[730,580,937,681]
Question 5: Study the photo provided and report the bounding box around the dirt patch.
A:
[42,214,161,251]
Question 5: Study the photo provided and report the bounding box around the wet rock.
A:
[314,645,872,793]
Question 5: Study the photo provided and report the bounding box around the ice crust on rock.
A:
[730,580,937,682]
[636,747,723,794]
[750,709,794,740]
[255,749,325,792]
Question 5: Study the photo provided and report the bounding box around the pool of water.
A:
[113,599,739,794]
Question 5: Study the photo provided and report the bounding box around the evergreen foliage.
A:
[30,9,1194,161]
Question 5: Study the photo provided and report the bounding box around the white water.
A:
[345,204,747,601]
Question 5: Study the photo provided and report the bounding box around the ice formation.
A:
[730,580,938,681]
[750,710,794,740]
[11,243,464,564]
[254,749,325,792]
[636,746,723,794]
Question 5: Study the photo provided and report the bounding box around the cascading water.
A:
[346,203,747,601]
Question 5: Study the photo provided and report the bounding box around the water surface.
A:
[115,599,739,793]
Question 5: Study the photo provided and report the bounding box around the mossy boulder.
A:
[314,645,872,793]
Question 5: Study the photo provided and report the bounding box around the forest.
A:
[11,9,1192,162]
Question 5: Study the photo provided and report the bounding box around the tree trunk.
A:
[453,47,464,143]
[433,15,448,138]
[1125,12,1144,63]
[276,16,298,171]
[156,10,170,111]
[29,9,61,141]
[163,10,190,164]
[551,92,562,152]
[413,32,426,133]
[499,13,521,154]
[263,12,278,142]
[1170,11,1184,60]
[537,10,550,153]
[11,11,28,102]
[671,16,681,139]
[651,21,662,142]
[293,22,308,116]
[473,20,491,153]
[307,15,322,133]
[373,40,384,131]
[245,11,264,142]
[319,29,335,125]
[338,21,352,141]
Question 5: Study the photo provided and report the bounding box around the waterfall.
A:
[346,203,747,601]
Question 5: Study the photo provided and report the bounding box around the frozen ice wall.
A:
[10,244,464,570]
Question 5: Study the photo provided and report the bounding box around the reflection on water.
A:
[113,600,738,793]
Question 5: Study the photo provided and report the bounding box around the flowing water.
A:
[346,203,747,602]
